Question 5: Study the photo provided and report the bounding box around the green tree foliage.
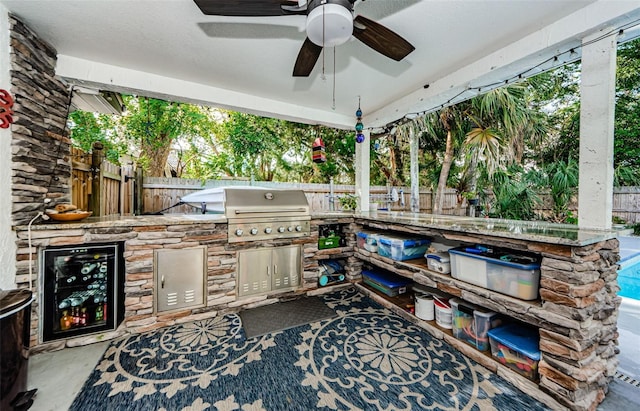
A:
[534,38,640,185]
[408,85,545,214]
[68,110,125,163]
[200,111,355,183]
[486,165,540,220]
[121,96,218,177]
[68,97,355,183]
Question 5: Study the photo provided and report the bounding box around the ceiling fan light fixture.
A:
[306,3,353,47]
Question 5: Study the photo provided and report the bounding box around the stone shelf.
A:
[355,248,548,329]
[355,282,564,411]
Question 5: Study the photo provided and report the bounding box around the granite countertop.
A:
[353,210,622,246]
[15,213,228,231]
[16,210,622,246]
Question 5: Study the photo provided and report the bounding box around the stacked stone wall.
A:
[537,239,620,411]
[9,15,71,225]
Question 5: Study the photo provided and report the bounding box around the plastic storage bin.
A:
[319,235,341,249]
[450,298,501,351]
[488,324,540,381]
[449,246,541,300]
[415,294,435,321]
[362,270,412,297]
[356,232,379,252]
[434,296,452,329]
[377,235,431,261]
[426,252,451,274]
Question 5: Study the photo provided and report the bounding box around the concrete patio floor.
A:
[25,298,640,410]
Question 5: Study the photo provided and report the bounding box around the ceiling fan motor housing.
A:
[306,0,354,47]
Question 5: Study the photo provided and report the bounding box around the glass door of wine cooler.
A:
[41,243,124,342]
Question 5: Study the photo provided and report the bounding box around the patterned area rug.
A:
[70,288,550,410]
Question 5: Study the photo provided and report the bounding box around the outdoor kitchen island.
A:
[352,211,621,411]
[14,211,620,411]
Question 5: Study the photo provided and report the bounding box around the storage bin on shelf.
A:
[425,252,451,274]
[318,235,341,249]
[434,296,452,329]
[377,235,431,261]
[448,245,541,300]
[450,298,501,351]
[487,324,540,381]
[356,231,379,252]
[361,269,412,297]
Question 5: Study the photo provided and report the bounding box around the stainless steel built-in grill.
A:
[182,187,311,243]
[224,188,311,243]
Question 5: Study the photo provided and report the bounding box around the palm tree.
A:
[416,83,547,215]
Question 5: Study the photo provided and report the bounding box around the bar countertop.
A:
[351,210,623,246]
[16,210,623,247]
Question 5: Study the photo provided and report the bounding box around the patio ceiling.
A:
[2,0,640,130]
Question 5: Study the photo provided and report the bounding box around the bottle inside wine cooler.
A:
[95,304,104,321]
[60,310,71,331]
[80,308,88,326]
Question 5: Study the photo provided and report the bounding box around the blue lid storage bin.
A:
[449,246,541,300]
[487,324,540,381]
[362,269,412,297]
[377,235,431,261]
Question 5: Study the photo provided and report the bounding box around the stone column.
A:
[578,32,618,230]
[538,239,620,411]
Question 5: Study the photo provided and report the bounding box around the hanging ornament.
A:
[355,97,365,144]
[312,137,327,163]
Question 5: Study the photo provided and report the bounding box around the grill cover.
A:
[181,187,310,218]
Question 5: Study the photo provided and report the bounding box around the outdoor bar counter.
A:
[15,211,621,411]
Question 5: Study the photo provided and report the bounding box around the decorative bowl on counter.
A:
[46,211,93,222]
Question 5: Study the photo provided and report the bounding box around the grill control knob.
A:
[264,227,272,234]
[235,228,243,236]
[295,225,302,232]
[287,226,294,232]
[278,226,285,233]
[250,228,258,235]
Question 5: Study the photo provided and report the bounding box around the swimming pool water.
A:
[618,236,640,301]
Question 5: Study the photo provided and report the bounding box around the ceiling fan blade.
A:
[193,0,304,17]
[352,15,415,61]
[293,38,323,77]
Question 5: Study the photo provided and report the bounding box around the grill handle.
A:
[234,208,308,214]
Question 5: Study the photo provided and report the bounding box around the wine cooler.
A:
[40,243,124,342]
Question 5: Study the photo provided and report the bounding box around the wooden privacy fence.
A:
[71,145,134,216]
[141,177,462,215]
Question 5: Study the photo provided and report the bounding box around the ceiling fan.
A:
[193,0,415,77]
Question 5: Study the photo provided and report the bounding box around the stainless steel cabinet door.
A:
[272,245,301,290]
[237,248,272,297]
[154,246,206,313]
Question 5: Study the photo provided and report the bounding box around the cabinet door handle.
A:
[161,275,165,288]
[274,265,278,275]
[267,266,271,276]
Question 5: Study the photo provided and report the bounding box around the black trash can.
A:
[0,289,34,410]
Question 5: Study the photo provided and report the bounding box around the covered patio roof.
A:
[1,0,639,130]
